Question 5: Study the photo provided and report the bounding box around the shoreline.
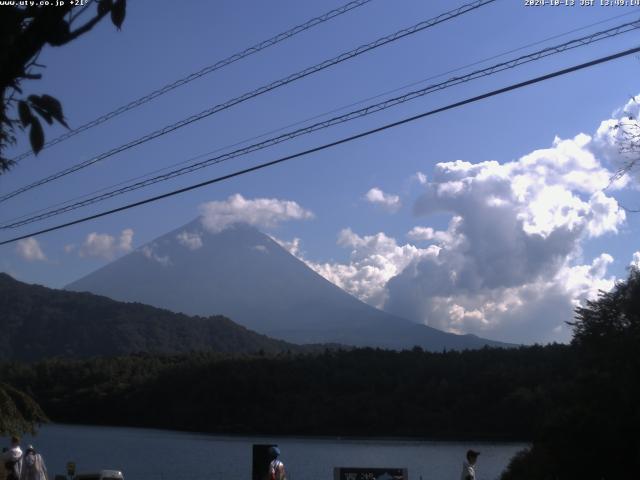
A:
[36,422,531,445]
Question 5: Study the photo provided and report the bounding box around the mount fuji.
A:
[67,220,509,350]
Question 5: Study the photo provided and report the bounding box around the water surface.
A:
[15,424,526,480]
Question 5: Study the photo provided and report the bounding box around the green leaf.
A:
[29,95,69,128]
[18,101,32,127]
[38,95,69,128]
[98,0,113,16]
[29,117,45,155]
[32,105,53,125]
[111,0,126,29]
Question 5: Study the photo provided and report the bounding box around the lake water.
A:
[14,424,527,480]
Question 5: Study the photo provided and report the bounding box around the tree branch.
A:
[65,7,110,43]
[69,0,96,25]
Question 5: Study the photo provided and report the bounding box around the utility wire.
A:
[1,45,638,246]
[3,18,639,229]
[4,8,633,227]
[0,0,497,204]
[10,0,375,163]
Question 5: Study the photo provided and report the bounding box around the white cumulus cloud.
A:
[413,172,428,185]
[271,236,302,257]
[591,95,640,184]
[285,98,635,344]
[382,124,627,342]
[79,228,134,260]
[140,244,171,267]
[364,187,402,212]
[199,194,314,233]
[285,228,438,309]
[631,251,640,269]
[16,237,46,262]
[176,231,203,250]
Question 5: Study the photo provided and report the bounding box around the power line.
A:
[3,18,639,229]
[0,0,497,204]
[10,0,375,163]
[5,8,632,228]
[1,45,638,246]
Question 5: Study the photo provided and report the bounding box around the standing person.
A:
[268,446,286,480]
[2,437,23,480]
[19,446,47,480]
[460,449,480,480]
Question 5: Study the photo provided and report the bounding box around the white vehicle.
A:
[73,470,124,480]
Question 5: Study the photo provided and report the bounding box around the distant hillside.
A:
[0,273,301,360]
[67,221,511,351]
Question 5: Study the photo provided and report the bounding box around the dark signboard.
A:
[334,467,408,480]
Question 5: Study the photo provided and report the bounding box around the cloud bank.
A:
[305,229,438,308]
[387,131,625,343]
[289,98,635,344]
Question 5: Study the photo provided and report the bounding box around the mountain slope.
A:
[0,273,301,360]
[66,220,509,351]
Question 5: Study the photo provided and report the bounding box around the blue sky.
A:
[1,0,639,343]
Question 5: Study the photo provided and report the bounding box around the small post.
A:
[66,462,76,480]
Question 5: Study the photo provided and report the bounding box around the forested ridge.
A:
[0,272,307,359]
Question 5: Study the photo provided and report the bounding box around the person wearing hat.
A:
[19,446,47,480]
[460,449,479,480]
[267,446,286,480]
[2,436,23,480]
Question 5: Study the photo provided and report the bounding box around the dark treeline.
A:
[0,344,573,440]
[2,268,639,478]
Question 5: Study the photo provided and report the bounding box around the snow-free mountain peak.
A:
[67,219,510,350]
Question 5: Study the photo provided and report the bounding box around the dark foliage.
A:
[0,344,573,440]
[0,381,48,436]
[0,0,126,171]
[501,267,640,479]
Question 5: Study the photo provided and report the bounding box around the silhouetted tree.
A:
[0,0,127,172]
[501,267,640,479]
[0,0,127,433]
[572,266,640,347]
[608,99,640,212]
[0,382,47,436]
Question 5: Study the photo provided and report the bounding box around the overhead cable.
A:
[7,6,632,228]
[3,18,638,229]
[1,44,638,246]
[0,0,497,203]
[9,0,375,163]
